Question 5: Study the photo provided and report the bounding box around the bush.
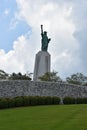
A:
[8,98,15,108]
[28,96,39,106]
[63,97,76,104]
[23,96,30,106]
[34,96,46,105]
[15,97,23,107]
[40,97,47,105]
[36,96,43,105]
[36,96,60,105]
[37,96,52,105]
[0,96,60,109]
[83,97,87,104]
[52,97,60,104]
[0,98,8,109]
[44,96,53,105]
[76,98,84,104]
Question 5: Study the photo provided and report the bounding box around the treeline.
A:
[0,70,32,80]
[39,71,87,86]
[0,69,87,86]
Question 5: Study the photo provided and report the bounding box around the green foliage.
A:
[63,97,87,104]
[1,96,87,109]
[14,97,24,107]
[63,97,76,104]
[9,72,31,80]
[28,96,39,106]
[43,96,53,105]
[83,97,87,104]
[0,98,8,109]
[39,97,47,105]
[0,96,61,109]
[52,97,60,104]
[0,69,8,80]
[39,71,62,82]
[66,73,87,85]
[36,96,43,105]
[76,97,85,104]
[8,98,15,108]
[23,96,30,106]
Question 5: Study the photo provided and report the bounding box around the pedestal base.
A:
[33,51,51,81]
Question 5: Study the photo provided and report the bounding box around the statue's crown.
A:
[44,31,47,34]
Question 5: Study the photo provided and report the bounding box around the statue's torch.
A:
[41,25,43,34]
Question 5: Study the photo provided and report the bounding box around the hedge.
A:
[0,96,61,109]
[76,97,87,104]
[0,96,87,109]
[63,97,76,104]
[8,98,15,108]
[63,97,87,104]
[15,97,24,107]
[0,98,8,109]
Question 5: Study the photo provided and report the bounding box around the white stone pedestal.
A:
[33,51,51,81]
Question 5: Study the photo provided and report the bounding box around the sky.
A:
[0,0,87,79]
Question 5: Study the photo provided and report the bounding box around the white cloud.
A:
[4,9,10,15]
[0,34,34,74]
[1,0,86,78]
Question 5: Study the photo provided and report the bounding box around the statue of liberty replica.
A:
[41,25,51,51]
[33,25,51,81]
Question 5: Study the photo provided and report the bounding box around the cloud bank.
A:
[0,0,87,78]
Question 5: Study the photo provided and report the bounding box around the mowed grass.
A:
[0,105,87,130]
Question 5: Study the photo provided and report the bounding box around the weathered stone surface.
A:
[33,51,50,81]
[0,80,87,99]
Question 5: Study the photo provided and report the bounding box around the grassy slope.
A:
[0,105,87,130]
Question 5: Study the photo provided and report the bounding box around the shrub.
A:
[15,97,23,107]
[44,96,53,105]
[63,97,76,104]
[38,96,50,105]
[40,97,47,105]
[0,98,8,109]
[34,96,46,105]
[27,96,39,106]
[8,98,15,108]
[83,97,87,104]
[36,96,60,105]
[76,98,84,104]
[36,96,43,105]
[0,96,61,109]
[23,96,30,106]
[52,97,60,104]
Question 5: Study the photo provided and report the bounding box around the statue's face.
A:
[44,31,47,35]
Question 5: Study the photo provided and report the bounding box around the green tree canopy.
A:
[39,71,62,82]
[9,72,32,80]
[66,73,87,85]
[0,70,8,80]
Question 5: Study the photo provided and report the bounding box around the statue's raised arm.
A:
[41,25,51,51]
[41,25,43,35]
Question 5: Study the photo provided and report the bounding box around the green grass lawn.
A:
[0,105,87,130]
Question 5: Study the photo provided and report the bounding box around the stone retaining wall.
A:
[0,80,87,99]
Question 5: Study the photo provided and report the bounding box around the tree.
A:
[9,72,31,80]
[0,70,8,80]
[66,73,87,85]
[39,71,62,82]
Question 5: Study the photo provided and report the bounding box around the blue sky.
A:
[0,0,30,52]
[0,0,87,79]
